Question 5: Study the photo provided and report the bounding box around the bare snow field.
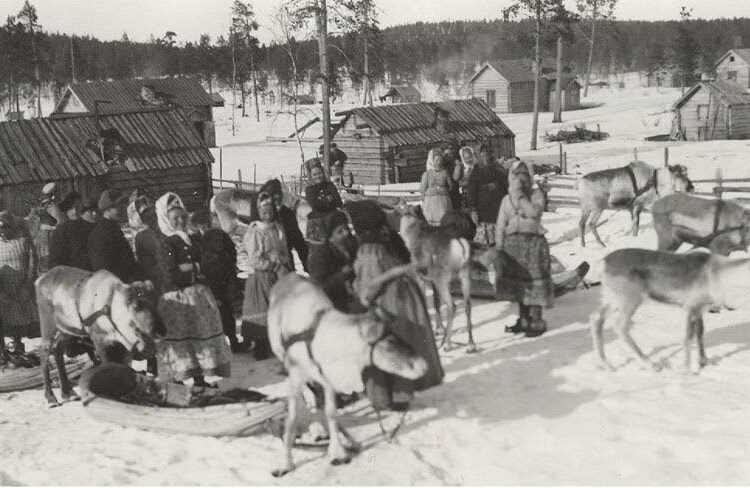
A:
[5,76,750,485]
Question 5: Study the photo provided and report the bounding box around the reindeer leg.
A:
[322,380,350,466]
[54,340,79,402]
[431,282,444,334]
[694,313,709,368]
[272,371,301,478]
[436,279,456,352]
[590,305,615,371]
[589,208,606,247]
[683,311,698,373]
[459,266,477,353]
[614,300,659,371]
[631,205,643,237]
[580,209,591,247]
[40,337,60,407]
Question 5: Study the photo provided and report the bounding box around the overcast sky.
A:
[1,0,749,44]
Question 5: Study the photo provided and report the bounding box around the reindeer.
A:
[211,188,300,235]
[267,269,429,477]
[578,161,694,247]
[397,203,476,353]
[35,266,161,407]
[590,248,750,373]
[652,193,750,255]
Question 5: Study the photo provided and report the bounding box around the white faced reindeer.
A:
[397,203,476,353]
[578,161,694,247]
[652,193,750,256]
[590,248,750,373]
[267,268,429,478]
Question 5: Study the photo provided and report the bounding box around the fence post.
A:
[219,148,223,189]
[563,152,567,174]
[714,167,723,197]
[633,147,638,161]
[238,169,242,189]
[558,143,563,170]
[664,147,669,167]
[253,164,257,187]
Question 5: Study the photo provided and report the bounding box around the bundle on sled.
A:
[543,124,609,144]
[451,246,589,299]
[80,363,286,437]
[0,351,89,393]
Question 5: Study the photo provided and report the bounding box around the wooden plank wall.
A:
[729,105,750,139]
[509,82,545,113]
[335,113,388,185]
[469,68,511,112]
[1,176,103,217]
[716,56,750,88]
[107,164,211,210]
[676,87,730,141]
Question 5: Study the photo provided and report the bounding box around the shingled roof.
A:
[468,58,573,84]
[673,79,750,110]
[336,99,514,147]
[714,49,750,69]
[0,109,213,185]
[52,77,213,115]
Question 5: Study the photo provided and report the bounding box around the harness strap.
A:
[81,306,112,330]
[626,166,659,201]
[713,199,723,235]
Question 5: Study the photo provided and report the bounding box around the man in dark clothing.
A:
[88,190,141,283]
[49,191,94,271]
[259,179,309,272]
[307,209,358,312]
[466,146,508,246]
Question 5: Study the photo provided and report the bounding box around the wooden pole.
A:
[664,147,669,167]
[558,143,563,169]
[238,169,242,189]
[633,147,638,161]
[316,0,332,171]
[219,148,223,188]
[563,152,568,174]
[254,163,257,187]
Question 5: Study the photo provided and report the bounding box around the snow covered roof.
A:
[673,79,750,110]
[714,48,750,68]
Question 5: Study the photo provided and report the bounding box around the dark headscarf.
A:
[322,209,348,239]
[260,179,283,198]
[59,191,82,213]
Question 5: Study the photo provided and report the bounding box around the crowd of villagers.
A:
[0,139,552,411]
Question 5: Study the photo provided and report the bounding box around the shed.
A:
[5,111,24,121]
[545,77,581,112]
[0,109,213,216]
[714,49,750,89]
[51,77,216,147]
[333,99,515,184]
[465,58,577,113]
[379,86,422,104]
[670,79,750,141]
[645,65,699,88]
[210,92,225,108]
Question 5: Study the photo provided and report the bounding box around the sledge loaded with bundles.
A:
[544,124,609,144]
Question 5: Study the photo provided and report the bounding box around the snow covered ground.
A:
[5,75,750,485]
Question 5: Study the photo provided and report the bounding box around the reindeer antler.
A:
[359,264,417,307]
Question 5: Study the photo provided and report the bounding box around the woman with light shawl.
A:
[456,146,477,211]
[154,192,231,386]
[419,148,454,226]
[495,160,553,338]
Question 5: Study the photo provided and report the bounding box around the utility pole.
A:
[70,37,77,83]
[530,0,541,150]
[552,35,563,123]
[316,0,331,170]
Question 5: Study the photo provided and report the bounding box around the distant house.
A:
[5,110,23,121]
[670,79,750,141]
[210,92,225,108]
[51,77,216,147]
[715,49,750,89]
[0,109,213,216]
[333,99,515,184]
[465,58,579,113]
[379,86,422,104]
[645,65,699,88]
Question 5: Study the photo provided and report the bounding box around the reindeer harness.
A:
[625,166,659,204]
[685,199,748,249]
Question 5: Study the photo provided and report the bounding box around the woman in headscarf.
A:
[456,146,477,212]
[351,202,444,411]
[495,160,553,338]
[0,211,38,360]
[241,192,292,360]
[305,163,343,246]
[154,192,231,386]
[467,145,508,246]
[260,178,308,272]
[419,149,454,226]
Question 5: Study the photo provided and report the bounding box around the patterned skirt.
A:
[474,222,497,247]
[0,237,38,338]
[496,233,554,308]
[156,284,232,382]
[423,194,452,226]
[241,270,278,340]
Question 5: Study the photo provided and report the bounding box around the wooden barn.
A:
[465,58,579,113]
[332,99,515,184]
[546,77,581,112]
[210,92,225,107]
[379,86,422,104]
[645,65,699,88]
[715,49,750,89]
[670,79,750,141]
[0,109,213,216]
[51,77,216,147]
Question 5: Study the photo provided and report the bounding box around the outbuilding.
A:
[379,86,422,104]
[670,79,750,141]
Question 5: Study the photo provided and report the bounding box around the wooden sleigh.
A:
[0,356,90,393]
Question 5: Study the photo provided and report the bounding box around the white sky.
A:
[1,0,749,44]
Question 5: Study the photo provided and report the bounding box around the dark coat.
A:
[162,234,200,291]
[88,218,141,283]
[135,227,171,295]
[196,228,237,295]
[308,241,355,312]
[278,206,308,271]
[305,182,343,218]
[49,219,93,271]
[467,164,508,224]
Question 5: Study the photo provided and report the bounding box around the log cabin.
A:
[51,77,216,147]
[379,86,422,104]
[332,99,515,184]
[0,109,213,216]
[670,79,750,141]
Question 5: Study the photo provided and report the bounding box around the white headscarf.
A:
[155,192,191,245]
[426,149,442,172]
[460,146,476,172]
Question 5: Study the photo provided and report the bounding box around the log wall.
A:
[469,68,511,112]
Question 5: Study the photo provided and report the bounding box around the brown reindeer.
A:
[578,161,694,247]
[35,266,161,406]
[398,203,476,353]
[652,193,750,255]
[267,270,428,477]
[590,248,750,373]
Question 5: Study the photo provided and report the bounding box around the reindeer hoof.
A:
[45,397,62,408]
[63,392,81,402]
[598,361,616,372]
[699,357,709,368]
[272,466,294,478]
[330,455,351,466]
[465,344,478,354]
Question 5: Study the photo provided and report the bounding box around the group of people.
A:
[420,142,553,337]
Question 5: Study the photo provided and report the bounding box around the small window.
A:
[486,89,496,108]
[728,71,738,81]
[697,104,709,119]
[730,55,736,62]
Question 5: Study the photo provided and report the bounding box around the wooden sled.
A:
[0,357,90,393]
[82,395,287,437]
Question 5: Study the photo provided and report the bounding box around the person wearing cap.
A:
[259,178,308,272]
[466,144,508,246]
[307,209,358,312]
[241,192,292,360]
[87,189,141,283]
[34,182,66,274]
[495,160,552,338]
[49,190,93,271]
[132,194,170,295]
[305,163,343,245]
[80,197,99,224]
[154,192,231,385]
[0,211,38,360]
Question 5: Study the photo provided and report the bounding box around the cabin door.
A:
[485,90,496,108]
